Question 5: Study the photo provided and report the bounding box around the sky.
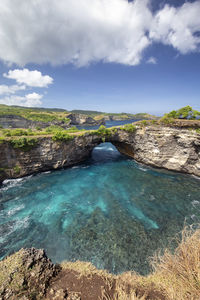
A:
[0,0,200,115]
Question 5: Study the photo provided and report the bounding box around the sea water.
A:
[0,143,200,274]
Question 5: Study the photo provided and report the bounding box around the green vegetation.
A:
[0,137,5,143]
[13,165,21,174]
[96,125,112,137]
[52,131,75,142]
[120,124,136,133]
[0,104,70,124]
[0,125,83,139]
[10,137,38,151]
[67,108,157,120]
[160,115,175,125]
[165,106,200,120]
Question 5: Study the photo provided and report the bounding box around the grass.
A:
[120,124,137,133]
[60,227,200,300]
[0,104,71,124]
[113,226,200,300]
[52,131,75,142]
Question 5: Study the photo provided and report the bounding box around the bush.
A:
[13,165,21,174]
[141,120,148,126]
[160,115,175,125]
[167,106,200,120]
[3,129,28,137]
[120,124,136,133]
[10,137,38,151]
[52,131,75,142]
[45,125,65,133]
[0,137,5,144]
[97,125,112,137]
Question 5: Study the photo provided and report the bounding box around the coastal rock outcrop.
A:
[67,113,105,126]
[0,115,70,129]
[0,125,200,183]
[0,248,59,299]
[111,126,200,176]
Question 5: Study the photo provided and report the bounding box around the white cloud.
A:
[0,0,152,66]
[0,0,199,67]
[0,84,26,95]
[146,56,157,64]
[150,1,200,54]
[3,69,53,87]
[0,93,43,107]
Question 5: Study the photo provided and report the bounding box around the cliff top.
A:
[1,228,200,300]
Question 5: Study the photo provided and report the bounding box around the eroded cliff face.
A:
[112,126,200,177]
[67,113,105,125]
[0,115,70,129]
[0,133,102,182]
[0,125,200,183]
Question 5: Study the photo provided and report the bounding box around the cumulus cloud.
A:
[0,68,53,106]
[3,69,53,87]
[0,93,43,107]
[149,1,200,54]
[0,84,26,95]
[146,56,157,64]
[0,0,199,67]
[0,0,152,66]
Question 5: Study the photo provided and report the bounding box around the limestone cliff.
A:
[67,113,105,126]
[0,125,200,183]
[0,115,70,129]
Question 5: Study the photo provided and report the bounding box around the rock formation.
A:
[67,113,105,126]
[0,125,200,184]
[0,115,70,129]
[0,248,59,300]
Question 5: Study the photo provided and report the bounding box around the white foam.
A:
[3,178,23,185]
[138,166,148,172]
[7,204,25,217]
[191,200,200,207]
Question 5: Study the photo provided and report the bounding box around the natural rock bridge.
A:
[0,125,200,183]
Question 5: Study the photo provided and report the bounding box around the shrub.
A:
[13,165,21,174]
[52,131,75,142]
[196,128,200,134]
[160,115,175,125]
[141,120,148,126]
[45,125,65,133]
[10,137,38,151]
[97,125,112,137]
[0,137,5,144]
[167,106,200,120]
[120,124,136,133]
[3,129,28,137]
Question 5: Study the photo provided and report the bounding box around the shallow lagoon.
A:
[0,143,200,274]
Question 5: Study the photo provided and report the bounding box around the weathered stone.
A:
[67,113,105,126]
[0,115,70,129]
[0,248,60,300]
[0,125,200,184]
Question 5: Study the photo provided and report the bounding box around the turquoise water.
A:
[77,118,139,130]
[0,143,200,274]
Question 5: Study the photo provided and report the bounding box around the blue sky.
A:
[0,0,200,115]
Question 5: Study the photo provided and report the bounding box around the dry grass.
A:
[112,227,200,300]
[149,227,200,299]
[60,227,200,300]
